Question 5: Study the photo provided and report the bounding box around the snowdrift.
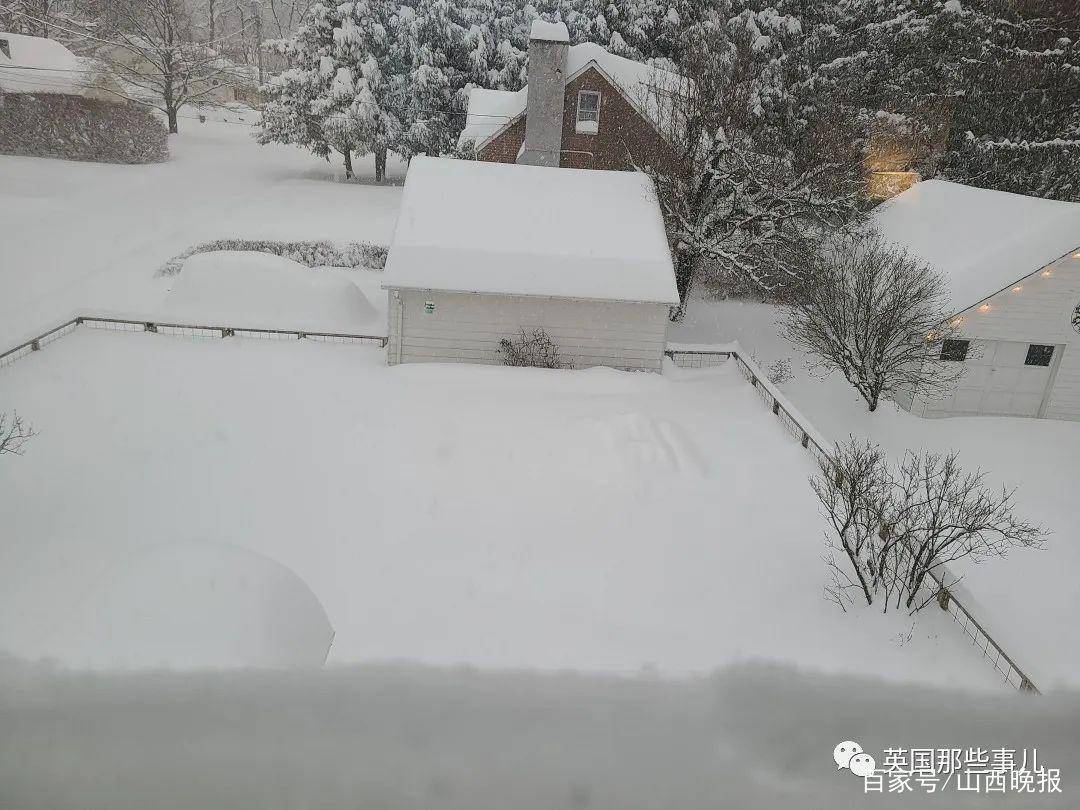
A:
[44,541,334,670]
[161,251,380,333]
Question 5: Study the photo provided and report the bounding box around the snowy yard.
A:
[0,117,403,347]
[672,297,1080,692]
[1,120,1077,697]
[0,327,1000,689]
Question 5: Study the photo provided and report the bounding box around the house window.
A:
[1025,344,1054,367]
[576,90,600,134]
[940,339,970,362]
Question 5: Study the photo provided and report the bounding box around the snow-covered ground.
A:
[2,121,1076,699]
[0,327,998,689]
[672,297,1080,692]
[0,117,404,347]
[3,657,1076,810]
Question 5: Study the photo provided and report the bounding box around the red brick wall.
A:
[477,66,679,173]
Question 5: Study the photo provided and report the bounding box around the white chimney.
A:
[518,20,569,168]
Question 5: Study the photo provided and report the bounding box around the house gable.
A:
[477,63,679,172]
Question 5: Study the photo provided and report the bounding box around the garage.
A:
[924,339,1063,418]
[381,156,678,372]
[874,180,1080,422]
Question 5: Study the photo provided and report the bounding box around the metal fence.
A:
[666,346,1041,695]
[0,315,387,372]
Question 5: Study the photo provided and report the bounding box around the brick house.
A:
[458,21,684,173]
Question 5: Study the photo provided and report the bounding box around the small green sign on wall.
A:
[424,300,436,315]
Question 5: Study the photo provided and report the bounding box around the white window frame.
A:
[576,90,600,134]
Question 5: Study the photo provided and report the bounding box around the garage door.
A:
[927,339,1058,418]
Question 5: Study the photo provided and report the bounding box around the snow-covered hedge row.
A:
[0,94,168,164]
[159,239,388,275]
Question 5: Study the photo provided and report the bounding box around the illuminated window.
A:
[1025,344,1054,367]
[940,339,970,362]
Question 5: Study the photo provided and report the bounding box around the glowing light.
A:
[1012,285,1023,293]
[951,317,965,327]
[867,171,920,200]
[978,303,991,313]
[1042,270,1053,277]
[1074,253,1080,259]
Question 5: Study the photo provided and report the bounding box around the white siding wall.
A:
[910,250,1080,421]
[386,288,670,371]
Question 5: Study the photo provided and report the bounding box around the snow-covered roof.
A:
[872,179,1080,311]
[0,32,88,95]
[459,42,685,149]
[530,20,569,42]
[382,156,679,305]
[459,86,527,146]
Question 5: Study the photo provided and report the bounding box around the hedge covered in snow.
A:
[159,239,388,275]
[0,94,168,164]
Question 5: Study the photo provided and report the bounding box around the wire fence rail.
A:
[0,315,388,370]
[666,346,1041,695]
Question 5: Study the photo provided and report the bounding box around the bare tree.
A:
[102,0,240,133]
[265,0,311,39]
[814,438,1045,614]
[891,450,1045,611]
[0,0,59,36]
[781,231,962,412]
[0,412,35,457]
[813,439,900,609]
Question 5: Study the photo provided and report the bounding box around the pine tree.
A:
[397,0,470,158]
[257,2,364,175]
[335,0,406,181]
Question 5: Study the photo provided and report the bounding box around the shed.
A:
[382,157,678,371]
[874,180,1080,421]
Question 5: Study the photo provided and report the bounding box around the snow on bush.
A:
[159,239,388,275]
[0,94,168,165]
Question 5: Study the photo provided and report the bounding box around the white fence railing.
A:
[665,345,1040,695]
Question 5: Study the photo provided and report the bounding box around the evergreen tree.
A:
[257,2,364,175]
[398,0,470,158]
[335,0,407,180]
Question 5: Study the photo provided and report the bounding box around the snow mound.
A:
[383,157,678,304]
[162,251,379,333]
[46,541,334,670]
